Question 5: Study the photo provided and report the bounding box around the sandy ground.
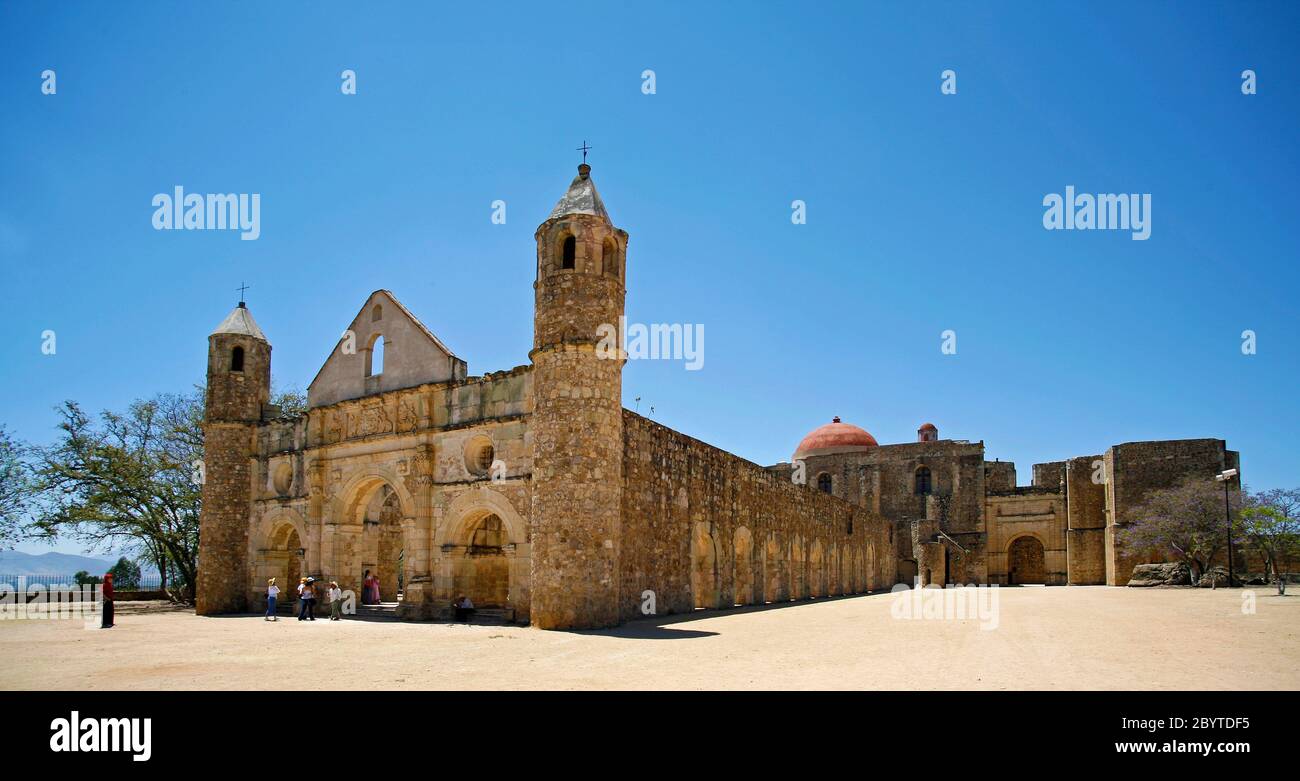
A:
[2,586,1296,690]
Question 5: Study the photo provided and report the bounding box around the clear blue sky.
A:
[2,2,1296,557]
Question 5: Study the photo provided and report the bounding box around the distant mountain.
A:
[0,551,116,576]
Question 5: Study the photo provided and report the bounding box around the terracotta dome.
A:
[919,422,937,431]
[793,417,879,459]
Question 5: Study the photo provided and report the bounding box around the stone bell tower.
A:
[529,163,628,629]
[196,301,271,615]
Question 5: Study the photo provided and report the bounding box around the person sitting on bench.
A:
[454,594,476,622]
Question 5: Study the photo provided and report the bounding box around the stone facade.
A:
[798,423,1241,588]
[620,412,894,622]
[195,163,1244,628]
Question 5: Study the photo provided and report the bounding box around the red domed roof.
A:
[919,422,937,431]
[794,416,879,459]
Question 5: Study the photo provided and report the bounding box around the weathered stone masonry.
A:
[620,411,895,622]
[196,163,1243,628]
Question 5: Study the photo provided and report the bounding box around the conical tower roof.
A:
[547,163,610,222]
[210,302,268,342]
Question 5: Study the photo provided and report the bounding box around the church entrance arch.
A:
[1007,536,1046,585]
[350,480,406,603]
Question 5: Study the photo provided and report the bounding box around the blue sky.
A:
[2,1,1296,556]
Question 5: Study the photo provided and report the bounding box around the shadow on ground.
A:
[567,590,895,640]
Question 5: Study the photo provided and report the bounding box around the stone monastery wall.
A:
[618,410,897,622]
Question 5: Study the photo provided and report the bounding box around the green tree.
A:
[0,425,34,549]
[31,391,203,603]
[29,380,308,603]
[73,570,102,585]
[270,382,308,418]
[108,556,142,589]
[1242,488,1300,580]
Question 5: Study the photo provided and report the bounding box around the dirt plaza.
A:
[2,587,1296,691]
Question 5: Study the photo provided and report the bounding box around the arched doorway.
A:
[452,513,510,607]
[1008,536,1046,585]
[691,522,719,609]
[269,523,303,598]
[733,527,754,605]
[437,488,531,622]
[358,482,405,603]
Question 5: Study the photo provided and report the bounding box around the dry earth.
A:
[2,586,1296,690]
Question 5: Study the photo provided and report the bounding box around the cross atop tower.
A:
[237,282,250,306]
[576,140,592,164]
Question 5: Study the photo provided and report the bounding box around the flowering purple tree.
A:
[1119,477,1239,580]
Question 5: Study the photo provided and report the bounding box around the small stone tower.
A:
[196,302,270,615]
[529,163,628,629]
[918,422,938,442]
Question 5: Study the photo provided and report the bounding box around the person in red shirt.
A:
[101,572,115,629]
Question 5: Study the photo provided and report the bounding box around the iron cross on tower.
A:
[577,140,592,163]
[237,282,250,304]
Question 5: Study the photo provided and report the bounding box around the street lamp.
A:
[1215,468,1239,585]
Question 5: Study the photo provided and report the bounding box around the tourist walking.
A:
[265,578,279,621]
[328,581,343,620]
[100,572,115,629]
[299,577,317,621]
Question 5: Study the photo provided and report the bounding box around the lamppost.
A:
[1215,468,1238,585]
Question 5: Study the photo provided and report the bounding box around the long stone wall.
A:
[619,411,896,622]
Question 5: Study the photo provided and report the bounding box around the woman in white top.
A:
[265,578,280,621]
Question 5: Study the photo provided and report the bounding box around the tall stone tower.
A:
[529,163,628,629]
[196,301,270,615]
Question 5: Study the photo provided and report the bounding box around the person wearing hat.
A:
[298,577,317,621]
[328,581,343,620]
[265,578,280,621]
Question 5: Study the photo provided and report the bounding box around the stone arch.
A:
[338,470,417,603]
[438,486,531,616]
[914,464,933,495]
[437,487,528,548]
[601,236,619,278]
[560,234,576,270]
[691,522,720,609]
[251,508,309,606]
[366,332,386,377]
[733,526,754,606]
[339,469,417,523]
[816,472,833,494]
[1007,534,1046,585]
[253,507,309,557]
